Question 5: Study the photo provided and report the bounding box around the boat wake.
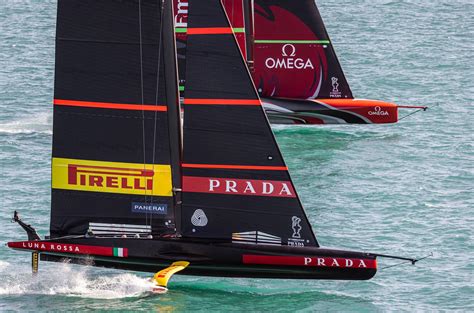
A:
[0,262,153,299]
[0,112,52,135]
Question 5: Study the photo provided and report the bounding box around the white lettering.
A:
[264,58,314,70]
[345,259,353,267]
[243,181,256,194]
[331,259,340,267]
[276,59,286,68]
[262,182,274,194]
[279,183,292,196]
[209,179,220,191]
[317,258,326,266]
[225,180,238,193]
[175,0,188,27]
[358,260,367,268]
[265,58,275,68]
[304,257,312,265]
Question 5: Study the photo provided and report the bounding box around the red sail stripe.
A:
[187,27,233,35]
[243,255,377,269]
[183,98,261,105]
[182,163,288,171]
[54,99,167,112]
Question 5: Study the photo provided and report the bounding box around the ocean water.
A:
[0,0,472,311]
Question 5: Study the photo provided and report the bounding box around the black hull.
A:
[11,238,377,280]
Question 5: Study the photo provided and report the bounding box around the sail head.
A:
[253,0,353,99]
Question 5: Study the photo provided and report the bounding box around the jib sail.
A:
[51,0,181,237]
[181,0,318,247]
[253,0,353,99]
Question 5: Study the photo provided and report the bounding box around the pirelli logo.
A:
[52,158,172,196]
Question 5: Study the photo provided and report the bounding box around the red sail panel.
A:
[182,0,318,248]
[222,0,247,59]
[253,0,353,100]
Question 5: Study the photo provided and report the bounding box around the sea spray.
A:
[0,262,152,299]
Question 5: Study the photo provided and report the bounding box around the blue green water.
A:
[0,0,473,311]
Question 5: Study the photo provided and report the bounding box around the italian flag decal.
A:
[113,247,128,258]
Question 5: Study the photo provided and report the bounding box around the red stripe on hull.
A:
[7,241,128,258]
[243,255,377,269]
[54,99,167,112]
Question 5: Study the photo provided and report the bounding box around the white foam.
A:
[0,112,52,135]
[0,260,9,271]
[0,262,154,299]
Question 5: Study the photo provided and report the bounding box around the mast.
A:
[162,0,183,235]
[243,0,255,71]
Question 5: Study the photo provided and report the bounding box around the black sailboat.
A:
[8,0,419,288]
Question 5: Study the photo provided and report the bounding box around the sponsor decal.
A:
[191,209,208,227]
[132,202,167,215]
[368,106,389,116]
[7,241,128,258]
[330,77,342,98]
[265,44,315,70]
[242,255,377,269]
[232,231,282,246]
[288,216,306,247]
[182,176,296,198]
[52,158,172,196]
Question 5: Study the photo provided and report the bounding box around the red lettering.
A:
[122,177,132,189]
[134,178,145,190]
[106,176,118,188]
[80,174,86,185]
[146,179,153,190]
[89,175,103,187]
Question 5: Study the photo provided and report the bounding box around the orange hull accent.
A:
[316,99,399,124]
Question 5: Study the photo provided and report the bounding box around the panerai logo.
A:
[265,44,315,70]
[368,106,389,116]
[132,202,167,215]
